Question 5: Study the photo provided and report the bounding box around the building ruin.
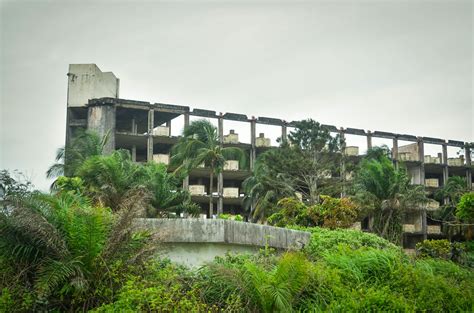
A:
[65,64,473,248]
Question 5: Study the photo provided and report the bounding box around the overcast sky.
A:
[1,0,472,191]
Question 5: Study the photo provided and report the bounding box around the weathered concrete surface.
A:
[160,243,259,268]
[137,218,311,250]
[87,104,116,154]
[67,64,119,107]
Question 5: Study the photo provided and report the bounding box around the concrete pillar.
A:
[417,137,427,239]
[250,117,257,170]
[166,120,171,135]
[392,137,398,160]
[465,145,472,189]
[281,123,287,144]
[131,145,136,162]
[366,130,373,150]
[339,128,346,197]
[217,114,224,215]
[442,143,449,185]
[183,112,190,190]
[131,118,137,134]
[417,138,425,182]
[147,109,154,162]
[87,104,116,154]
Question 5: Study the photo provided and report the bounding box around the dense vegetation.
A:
[1,120,473,311]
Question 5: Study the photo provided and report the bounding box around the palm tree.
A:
[354,147,427,244]
[75,150,147,211]
[0,178,155,311]
[171,119,245,217]
[47,130,108,179]
[242,159,295,222]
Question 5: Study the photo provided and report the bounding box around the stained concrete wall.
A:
[160,242,259,268]
[67,64,119,107]
[138,218,311,249]
[87,105,116,154]
[138,219,311,267]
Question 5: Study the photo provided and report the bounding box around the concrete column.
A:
[392,137,398,160]
[250,117,256,170]
[87,104,116,154]
[131,118,137,134]
[417,137,427,239]
[147,109,154,162]
[281,123,287,144]
[465,145,472,189]
[366,130,373,150]
[131,145,136,162]
[166,120,171,135]
[339,128,346,197]
[442,143,449,186]
[417,137,425,182]
[392,137,399,168]
[183,112,190,190]
[217,114,224,215]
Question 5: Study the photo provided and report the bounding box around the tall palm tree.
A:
[47,130,109,179]
[354,147,427,244]
[171,119,245,217]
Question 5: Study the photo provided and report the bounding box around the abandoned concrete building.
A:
[65,64,473,248]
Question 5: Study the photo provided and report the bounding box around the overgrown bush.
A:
[92,261,213,312]
[415,239,467,265]
[267,196,359,229]
[291,226,400,259]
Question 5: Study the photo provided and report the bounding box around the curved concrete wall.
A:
[137,218,311,250]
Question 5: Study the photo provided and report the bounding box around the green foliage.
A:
[287,119,341,153]
[416,239,451,259]
[92,261,212,312]
[172,119,245,216]
[456,192,474,222]
[267,196,359,229]
[0,187,157,311]
[353,147,427,244]
[243,119,343,221]
[218,213,243,221]
[294,226,400,259]
[47,129,108,179]
[415,239,467,265]
[74,150,193,216]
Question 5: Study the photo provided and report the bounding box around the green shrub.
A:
[267,196,359,229]
[321,246,404,285]
[456,192,474,222]
[218,213,243,221]
[415,239,467,265]
[291,226,400,259]
[92,261,212,312]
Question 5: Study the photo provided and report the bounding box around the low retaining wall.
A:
[137,218,311,249]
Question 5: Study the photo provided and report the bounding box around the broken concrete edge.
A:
[135,218,312,250]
